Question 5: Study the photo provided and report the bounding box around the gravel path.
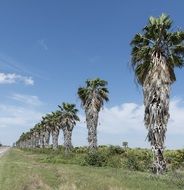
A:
[0,147,10,158]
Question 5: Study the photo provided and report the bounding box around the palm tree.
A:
[78,78,109,150]
[33,123,42,148]
[37,123,45,148]
[58,103,79,150]
[131,14,184,174]
[29,128,35,148]
[44,113,60,149]
[41,116,51,148]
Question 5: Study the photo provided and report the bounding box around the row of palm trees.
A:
[16,103,79,150]
[16,78,109,151]
[16,14,184,175]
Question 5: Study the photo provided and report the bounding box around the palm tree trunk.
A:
[40,133,45,148]
[44,130,50,148]
[62,127,73,150]
[35,133,40,148]
[86,110,98,150]
[143,53,171,174]
[52,129,59,149]
[28,139,31,148]
[31,135,35,148]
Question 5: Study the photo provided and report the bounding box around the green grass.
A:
[0,149,184,190]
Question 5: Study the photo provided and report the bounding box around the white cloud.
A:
[0,93,43,130]
[11,93,43,106]
[38,39,48,50]
[73,99,184,148]
[98,103,144,134]
[92,99,184,136]
[168,98,184,134]
[0,105,42,128]
[0,73,34,85]
[0,99,44,145]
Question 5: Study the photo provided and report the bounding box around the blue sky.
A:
[0,0,184,149]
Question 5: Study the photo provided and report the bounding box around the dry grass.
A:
[22,174,51,190]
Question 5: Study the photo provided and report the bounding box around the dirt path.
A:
[0,147,10,158]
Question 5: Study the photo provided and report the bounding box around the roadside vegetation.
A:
[1,148,184,190]
[22,145,184,173]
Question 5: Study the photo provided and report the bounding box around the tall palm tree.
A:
[131,14,184,174]
[78,78,109,150]
[58,103,79,150]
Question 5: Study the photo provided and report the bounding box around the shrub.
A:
[73,146,88,154]
[82,151,107,167]
[106,156,123,168]
[123,149,152,171]
[165,149,184,170]
[108,145,125,155]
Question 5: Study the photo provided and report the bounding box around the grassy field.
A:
[0,149,184,190]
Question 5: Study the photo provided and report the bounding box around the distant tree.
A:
[122,141,128,148]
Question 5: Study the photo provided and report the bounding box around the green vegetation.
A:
[1,148,184,190]
[23,146,184,172]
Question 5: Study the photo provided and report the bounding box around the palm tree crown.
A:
[78,78,109,112]
[58,103,79,129]
[131,14,184,85]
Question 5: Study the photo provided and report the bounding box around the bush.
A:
[82,151,107,167]
[123,149,152,171]
[124,155,141,171]
[108,145,125,155]
[165,149,184,170]
[106,156,123,168]
[73,146,88,154]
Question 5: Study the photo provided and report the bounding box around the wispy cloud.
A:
[38,39,48,50]
[0,94,44,145]
[0,103,44,145]
[0,73,34,85]
[0,104,43,128]
[11,93,43,106]
[0,53,45,80]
